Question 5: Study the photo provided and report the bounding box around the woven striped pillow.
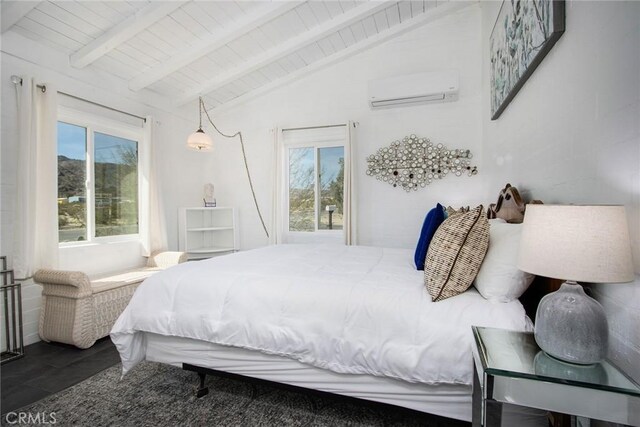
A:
[445,206,470,217]
[425,205,489,301]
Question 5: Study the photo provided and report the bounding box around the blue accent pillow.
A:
[414,203,446,270]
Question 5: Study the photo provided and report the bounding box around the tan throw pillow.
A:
[445,206,470,217]
[425,205,489,301]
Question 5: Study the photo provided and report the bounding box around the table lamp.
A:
[517,205,634,365]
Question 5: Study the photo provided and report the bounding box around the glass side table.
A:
[471,326,640,427]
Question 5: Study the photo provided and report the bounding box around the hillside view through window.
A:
[57,121,139,242]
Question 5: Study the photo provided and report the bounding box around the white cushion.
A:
[474,220,535,302]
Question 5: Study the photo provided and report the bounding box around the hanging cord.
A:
[200,98,269,239]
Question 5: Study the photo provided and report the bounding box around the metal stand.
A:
[1,256,24,364]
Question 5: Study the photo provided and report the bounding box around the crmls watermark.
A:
[4,412,57,425]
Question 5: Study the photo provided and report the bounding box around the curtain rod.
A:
[35,84,146,123]
[281,123,348,132]
[11,76,146,123]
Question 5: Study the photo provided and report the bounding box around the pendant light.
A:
[185,96,269,239]
[186,97,213,151]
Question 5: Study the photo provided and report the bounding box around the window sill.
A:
[59,237,140,249]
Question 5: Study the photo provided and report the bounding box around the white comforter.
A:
[111,244,531,385]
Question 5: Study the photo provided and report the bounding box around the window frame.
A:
[57,107,147,247]
[283,139,345,239]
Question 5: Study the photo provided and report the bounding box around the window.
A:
[94,132,138,238]
[288,146,344,232]
[58,122,87,242]
[281,125,348,244]
[57,110,144,244]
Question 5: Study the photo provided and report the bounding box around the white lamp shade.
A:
[517,204,634,283]
[187,129,213,151]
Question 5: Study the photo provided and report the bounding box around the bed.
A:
[111,186,553,423]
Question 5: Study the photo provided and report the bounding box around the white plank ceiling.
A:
[2,0,471,111]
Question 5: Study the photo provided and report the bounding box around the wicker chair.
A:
[34,251,187,349]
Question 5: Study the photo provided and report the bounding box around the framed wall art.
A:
[490,0,566,120]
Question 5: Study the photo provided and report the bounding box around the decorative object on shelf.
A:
[490,0,565,120]
[187,97,268,238]
[366,134,477,192]
[517,205,634,365]
[1,256,24,364]
[203,183,216,207]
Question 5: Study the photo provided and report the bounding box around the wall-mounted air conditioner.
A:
[368,71,459,109]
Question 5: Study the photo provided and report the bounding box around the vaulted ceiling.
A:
[1,1,470,112]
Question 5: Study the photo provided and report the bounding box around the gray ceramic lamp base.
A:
[534,281,609,365]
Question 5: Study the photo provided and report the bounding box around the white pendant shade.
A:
[187,129,213,151]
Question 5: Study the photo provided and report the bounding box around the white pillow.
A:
[474,220,535,302]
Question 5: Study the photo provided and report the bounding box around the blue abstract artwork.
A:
[490,0,565,119]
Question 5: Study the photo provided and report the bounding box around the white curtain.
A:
[344,121,357,245]
[270,127,283,245]
[142,116,168,256]
[13,78,59,279]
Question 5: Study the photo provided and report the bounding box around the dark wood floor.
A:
[1,337,121,414]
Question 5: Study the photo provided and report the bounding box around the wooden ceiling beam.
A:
[129,1,301,92]
[209,1,473,114]
[70,1,187,69]
[175,0,396,106]
[1,1,42,34]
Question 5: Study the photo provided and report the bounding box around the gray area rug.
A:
[4,362,469,426]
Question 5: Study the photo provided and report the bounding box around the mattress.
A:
[112,244,531,385]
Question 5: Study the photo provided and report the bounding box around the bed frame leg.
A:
[182,363,210,398]
[196,372,209,398]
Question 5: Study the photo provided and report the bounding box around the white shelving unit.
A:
[178,207,237,260]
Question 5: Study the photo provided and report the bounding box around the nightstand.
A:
[471,326,640,427]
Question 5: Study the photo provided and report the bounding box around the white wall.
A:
[481,1,640,381]
[207,4,485,251]
[1,32,207,344]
